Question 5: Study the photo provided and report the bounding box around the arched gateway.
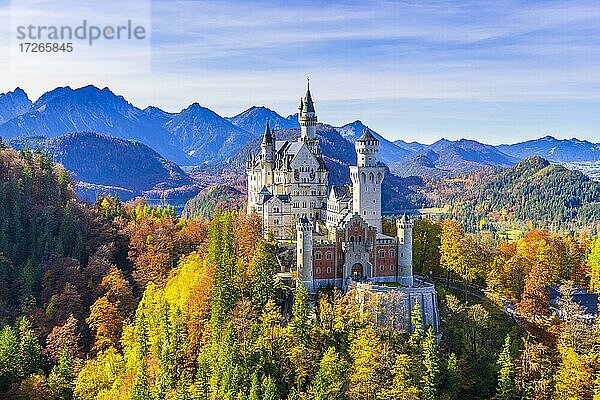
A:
[351,263,363,280]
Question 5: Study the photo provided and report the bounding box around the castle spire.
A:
[262,119,273,144]
[303,78,315,113]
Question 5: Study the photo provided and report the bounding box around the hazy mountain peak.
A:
[166,103,255,163]
[228,105,299,137]
[10,87,27,96]
[32,86,74,109]
[143,106,174,123]
[0,87,33,124]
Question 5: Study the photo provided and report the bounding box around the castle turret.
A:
[396,214,414,285]
[261,121,274,187]
[350,128,385,232]
[299,79,319,154]
[296,217,314,292]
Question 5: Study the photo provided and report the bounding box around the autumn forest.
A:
[0,145,600,400]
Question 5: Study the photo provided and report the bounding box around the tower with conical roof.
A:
[299,79,319,154]
[350,128,386,232]
[261,120,274,187]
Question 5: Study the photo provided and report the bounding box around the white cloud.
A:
[1,0,599,144]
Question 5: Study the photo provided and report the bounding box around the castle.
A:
[246,83,419,288]
[246,83,439,331]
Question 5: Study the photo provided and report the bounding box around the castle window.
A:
[275,219,280,225]
[316,267,322,275]
[326,252,332,260]
[401,252,404,258]
[327,267,332,274]
[389,249,395,257]
[379,249,385,258]
[391,264,395,271]
[316,252,322,260]
[380,265,384,271]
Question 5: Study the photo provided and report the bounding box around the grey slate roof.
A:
[331,185,351,201]
[257,186,272,204]
[303,87,315,113]
[262,120,273,144]
[357,128,378,143]
[549,285,599,316]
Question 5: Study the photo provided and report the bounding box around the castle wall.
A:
[351,281,440,333]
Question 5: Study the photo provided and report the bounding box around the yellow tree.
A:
[347,326,382,400]
[86,296,123,351]
[379,353,419,400]
[588,238,600,293]
[553,344,594,400]
[439,220,465,288]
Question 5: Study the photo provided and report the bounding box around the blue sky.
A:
[1,0,599,144]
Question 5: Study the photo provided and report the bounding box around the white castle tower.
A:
[296,216,314,292]
[299,80,319,154]
[260,120,274,187]
[396,214,414,286]
[349,129,385,232]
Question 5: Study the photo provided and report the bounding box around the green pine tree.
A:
[261,375,278,400]
[309,347,345,400]
[408,302,425,354]
[249,240,277,311]
[290,283,311,343]
[496,335,515,400]
[17,317,41,378]
[420,326,440,400]
[445,353,460,400]
[249,371,261,400]
[48,346,74,400]
[131,364,151,400]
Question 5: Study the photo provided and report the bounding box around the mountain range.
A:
[391,138,518,177]
[497,135,600,162]
[0,85,599,207]
[0,86,256,165]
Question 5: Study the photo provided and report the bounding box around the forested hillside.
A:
[406,217,600,399]
[423,156,600,232]
[1,144,599,399]
[9,132,194,201]
[182,184,244,219]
